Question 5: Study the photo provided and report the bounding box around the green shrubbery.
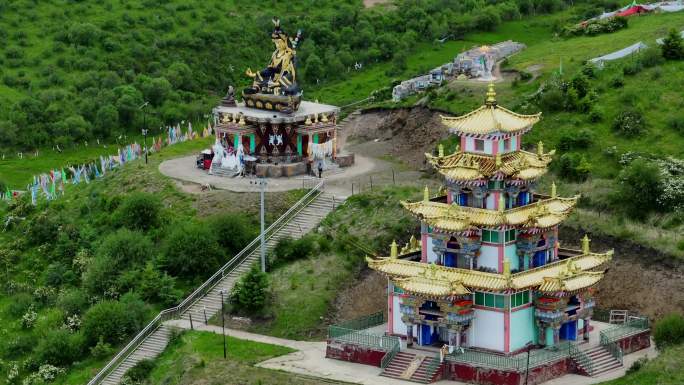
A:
[653,313,684,349]
[124,359,157,383]
[661,28,684,60]
[160,221,224,280]
[612,109,646,137]
[562,16,628,37]
[269,236,318,269]
[557,153,592,181]
[114,192,163,232]
[230,265,269,314]
[81,293,148,346]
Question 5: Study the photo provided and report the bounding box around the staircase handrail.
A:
[569,344,594,376]
[602,341,624,365]
[380,338,401,369]
[600,316,649,344]
[88,181,325,385]
[423,351,442,381]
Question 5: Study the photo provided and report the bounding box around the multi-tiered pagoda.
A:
[368,84,613,354]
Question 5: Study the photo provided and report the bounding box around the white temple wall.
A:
[392,294,406,335]
[485,194,496,209]
[426,235,440,263]
[470,309,504,351]
[505,244,518,270]
[479,245,499,271]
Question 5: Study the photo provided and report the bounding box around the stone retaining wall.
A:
[325,339,386,367]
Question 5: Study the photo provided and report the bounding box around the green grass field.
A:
[599,345,684,385]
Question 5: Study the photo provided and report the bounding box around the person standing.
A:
[317,161,323,178]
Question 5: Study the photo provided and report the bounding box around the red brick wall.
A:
[447,358,570,385]
[617,330,651,354]
[325,340,387,367]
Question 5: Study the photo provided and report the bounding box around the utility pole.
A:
[220,289,227,359]
[251,178,268,272]
[139,101,150,164]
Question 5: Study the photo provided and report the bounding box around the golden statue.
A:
[243,17,302,113]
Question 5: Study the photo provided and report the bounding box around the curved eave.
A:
[394,276,471,298]
[425,150,553,183]
[440,105,542,136]
[537,271,606,293]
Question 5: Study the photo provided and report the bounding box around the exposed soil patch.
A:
[331,269,388,323]
[347,107,447,169]
[561,226,684,320]
[363,0,392,8]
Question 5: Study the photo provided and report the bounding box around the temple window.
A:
[481,229,500,243]
[487,180,503,190]
[504,229,516,243]
[475,139,485,152]
[511,290,530,308]
[474,292,505,309]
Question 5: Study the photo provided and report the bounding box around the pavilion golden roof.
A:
[394,275,470,298]
[425,150,554,182]
[402,196,579,232]
[367,249,612,294]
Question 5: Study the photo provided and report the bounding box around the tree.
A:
[35,329,85,366]
[208,214,255,256]
[661,28,684,60]
[114,192,163,232]
[231,265,269,313]
[67,23,100,46]
[615,158,664,217]
[94,104,119,138]
[166,62,193,91]
[161,222,224,280]
[303,53,324,84]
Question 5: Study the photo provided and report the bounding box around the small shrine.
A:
[209,18,349,177]
[369,84,613,353]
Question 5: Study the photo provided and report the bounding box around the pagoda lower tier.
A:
[368,243,612,354]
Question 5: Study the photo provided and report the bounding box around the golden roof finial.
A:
[390,240,398,259]
[582,234,591,254]
[551,182,557,198]
[495,153,502,168]
[424,185,430,202]
[438,144,444,158]
[485,83,497,106]
[321,113,329,123]
[312,114,318,123]
[537,141,544,157]
[238,114,246,126]
[305,115,312,125]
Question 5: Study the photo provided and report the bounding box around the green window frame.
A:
[511,290,530,308]
[487,180,503,190]
[475,292,505,309]
[482,230,501,243]
[504,229,516,243]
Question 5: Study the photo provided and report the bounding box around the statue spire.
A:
[485,83,497,106]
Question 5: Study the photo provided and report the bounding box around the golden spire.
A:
[485,83,497,106]
[390,240,398,259]
[438,144,444,157]
[551,182,557,198]
[424,185,430,202]
[582,234,591,254]
[537,141,544,157]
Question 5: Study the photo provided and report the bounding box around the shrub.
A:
[612,109,645,137]
[622,60,643,76]
[114,192,163,231]
[627,356,649,374]
[57,288,90,316]
[588,108,603,122]
[81,294,147,346]
[667,114,684,134]
[558,128,594,151]
[557,153,591,182]
[230,265,269,313]
[269,236,317,268]
[616,158,664,217]
[661,28,684,60]
[638,47,665,68]
[209,214,256,256]
[609,75,624,88]
[125,359,156,382]
[3,334,38,358]
[161,221,224,279]
[653,313,684,349]
[90,337,114,359]
[7,292,34,317]
[35,329,86,366]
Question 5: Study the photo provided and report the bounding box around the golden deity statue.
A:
[243,17,302,113]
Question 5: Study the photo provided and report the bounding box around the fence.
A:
[88,181,325,385]
[336,311,385,331]
[599,316,649,345]
[328,326,399,351]
[447,342,572,372]
[569,344,594,376]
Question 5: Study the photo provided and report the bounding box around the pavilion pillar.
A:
[553,326,561,345]
[584,319,590,341]
[538,324,547,347]
[406,323,414,347]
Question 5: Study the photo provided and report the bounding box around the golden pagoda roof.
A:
[367,249,612,295]
[402,196,579,233]
[425,150,554,182]
[394,275,471,298]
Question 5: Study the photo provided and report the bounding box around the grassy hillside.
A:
[600,344,684,385]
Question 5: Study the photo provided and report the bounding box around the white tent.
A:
[589,42,649,68]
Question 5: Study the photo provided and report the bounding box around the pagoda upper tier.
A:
[441,84,541,137]
[402,194,578,234]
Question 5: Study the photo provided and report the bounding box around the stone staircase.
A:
[576,345,623,377]
[182,193,338,323]
[92,188,339,385]
[381,352,444,384]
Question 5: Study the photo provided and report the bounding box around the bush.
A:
[558,128,594,151]
[81,294,147,346]
[557,153,591,182]
[661,28,684,60]
[612,109,645,137]
[667,114,684,134]
[638,47,665,68]
[114,193,163,231]
[615,158,664,217]
[35,329,85,366]
[209,214,256,256]
[230,265,269,314]
[7,292,34,317]
[609,75,624,88]
[161,221,224,280]
[269,236,317,269]
[3,334,38,358]
[56,288,90,316]
[653,313,684,349]
[90,337,115,359]
[125,359,156,382]
[588,108,603,122]
[622,60,643,76]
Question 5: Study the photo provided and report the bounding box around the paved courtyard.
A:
[165,319,657,385]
